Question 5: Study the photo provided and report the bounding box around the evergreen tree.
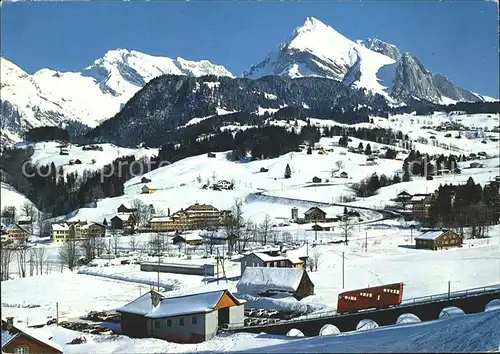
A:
[307,146,312,155]
[284,164,292,179]
[365,143,372,155]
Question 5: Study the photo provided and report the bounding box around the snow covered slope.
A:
[244,17,395,97]
[29,141,158,176]
[0,50,233,143]
[0,182,38,214]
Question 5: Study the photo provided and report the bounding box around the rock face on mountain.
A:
[0,50,233,144]
[359,38,401,61]
[390,53,485,104]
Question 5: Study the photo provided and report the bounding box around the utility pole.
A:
[314,224,318,243]
[342,252,345,289]
[365,231,368,252]
[448,281,451,300]
[56,302,59,326]
[216,248,220,285]
[306,240,309,256]
[157,233,161,292]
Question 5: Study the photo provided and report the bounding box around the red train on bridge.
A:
[337,282,404,314]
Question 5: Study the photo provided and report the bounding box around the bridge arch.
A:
[485,299,500,312]
[356,319,379,331]
[319,324,340,336]
[286,328,305,337]
[439,306,465,319]
[396,313,421,325]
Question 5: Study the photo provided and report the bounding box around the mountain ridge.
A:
[1,17,496,146]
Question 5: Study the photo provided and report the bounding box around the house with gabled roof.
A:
[414,229,462,250]
[237,267,314,300]
[1,317,63,354]
[4,224,29,243]
[117,289,244,343]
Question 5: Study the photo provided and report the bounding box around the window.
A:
[14,346,29,354]
[192,316,197,325]
[155,320,160,329]
[180,318,184,326]
[167,319,172,327]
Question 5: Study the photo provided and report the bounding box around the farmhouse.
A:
[414,229,463,250]
[311,223,331,231]
[239,251,307,275]
[141,176,152,183]
[141,185,157,194]
[1,317,63,354]
[207,152,216,158]
[304,207,327,222]
[237,267,315,300]
[469,162,483,169]
[117,204,137,213]
[260,167,269,173]
[4,224,29,243]
[110,213,136,231]
[172,233,203,246]
[339,171,348,178]
[118,290,244,343]
[409,194,433,221]
[312,176,322,183]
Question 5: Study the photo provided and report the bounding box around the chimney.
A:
[167,208,170,217]
[151,291,162,308]
[6,317,14,330]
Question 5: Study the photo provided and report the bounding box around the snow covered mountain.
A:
[244,17,396,98]
[0,50,234,145]
[244,17,493,105]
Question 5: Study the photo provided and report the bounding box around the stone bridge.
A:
[227,285,500,336]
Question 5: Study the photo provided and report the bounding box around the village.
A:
[1,111,500,353]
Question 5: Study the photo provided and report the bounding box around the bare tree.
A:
[196,174,202,183]
[129,235,137,252]
[28,249,35,276]
[335,160,345,171]
[131,199,150,227]
[16,246,29,278]
[340,216,355,246]
[308,249,321,272]
[202,227,220,255]
[32,246,47,275]
[212,170,217,182]
[80,236,101,261]
[59,239,79,271]
[21,201,37,220]
[113,233,120,256]
[259,214,272,246]
[239,220,255,252]
[0,246,14,280]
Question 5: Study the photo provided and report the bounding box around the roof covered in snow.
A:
[4,224,28,233]
[1,326,62,353]
[51,223,69,231]
[236,267,309,294]
[17,216,32,223]
[116,290,164,316]
[145,290,239,318]
[150,216,172,223]
[112,213,133,221]
[174,233,203,242]
[415,230,444,240]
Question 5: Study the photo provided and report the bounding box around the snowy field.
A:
[30,141,159,176]
[0,182,38,212]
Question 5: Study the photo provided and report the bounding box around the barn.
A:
[236,267,314,300]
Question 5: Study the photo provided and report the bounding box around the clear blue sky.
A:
[1,1,498,97]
